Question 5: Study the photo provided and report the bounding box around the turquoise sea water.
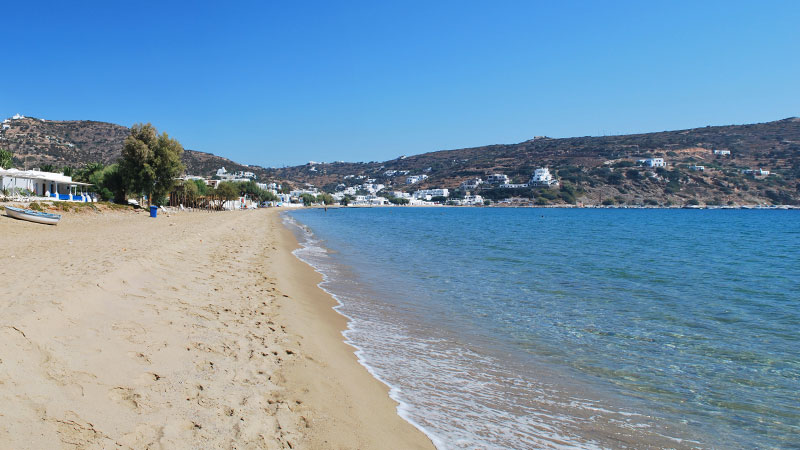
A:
[285,208,799,449]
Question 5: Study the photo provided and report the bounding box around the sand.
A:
[0,206,433,449]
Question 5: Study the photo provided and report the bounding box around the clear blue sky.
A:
[1,1,798,167]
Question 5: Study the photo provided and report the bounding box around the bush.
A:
[626,169,642,180]
[602,199,615,206]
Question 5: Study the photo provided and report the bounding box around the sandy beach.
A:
[0,206,433,449]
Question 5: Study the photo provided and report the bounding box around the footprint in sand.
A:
[108,386,142,411]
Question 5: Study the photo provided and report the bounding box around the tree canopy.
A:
[119,123,185,206]
[0,148,12,169]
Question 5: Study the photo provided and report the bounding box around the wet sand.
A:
[0,206,433,449]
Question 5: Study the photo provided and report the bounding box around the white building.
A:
[689,165,705,172]
[639,158,666,168]
[713,150,731,156]
[458,194,484,205]
[743,168,770,176]
[406,174,428,185]
[500,183,528,189]
[0,168,94,202]
[216,167,229,177]
[486,174,510,184]
[413,188,449,200]
[459,178,483,190]
[529,168,559,187]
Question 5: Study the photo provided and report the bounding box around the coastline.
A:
[0,207,433,449]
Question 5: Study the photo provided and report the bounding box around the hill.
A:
[0,116,255,176]
[261,118,800,206]
[1,115,798,205]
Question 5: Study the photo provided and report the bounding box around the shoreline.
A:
[0,207,433,449]
[281,213,446,449]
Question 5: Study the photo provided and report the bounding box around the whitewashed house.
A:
[413,188,449,200]
[639,158,666,168]
[713,150,731,156]
[529,168,559,187]
[459,178,483,190]
[406,174,428,185]
[0,168,94,201]
[486,174,510,184]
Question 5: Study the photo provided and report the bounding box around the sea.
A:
[283,208,799,450]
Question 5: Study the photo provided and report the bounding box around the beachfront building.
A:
[486,174,510,184]
[0,168,94,202]
[529,168,559,187]
[713,150,731,156]
[406,174,428,185]
[454,194,484,205]
[639,158,666,168]
[413,188,449,200]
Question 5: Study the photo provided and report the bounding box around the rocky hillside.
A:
[262,118,800,205]
[2,114,798,205]
[0,116,255,176]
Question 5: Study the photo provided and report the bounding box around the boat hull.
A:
[5,206,61,225]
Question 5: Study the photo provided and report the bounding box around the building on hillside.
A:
[529,168,559,187]
[713,150,731,156]
[689,165,705,172]
[638,158,666,168]
[459,178,483,190]
[743,168,770,177]
[406,174,428,185]
[500,183,528,189]
[486,174,510,184]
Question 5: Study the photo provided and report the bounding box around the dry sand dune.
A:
[0,207,433,449]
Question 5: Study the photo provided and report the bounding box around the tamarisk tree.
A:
[120,123,185,206]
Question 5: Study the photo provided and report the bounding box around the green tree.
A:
[120,123,185,206]
[0,148,12,169]
[191,178,209,197]
[300,193,316,206]
[215,181,240,203]
[316,193,335,205]
[182,179,199,203]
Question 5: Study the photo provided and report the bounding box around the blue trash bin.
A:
[150,205,158,218]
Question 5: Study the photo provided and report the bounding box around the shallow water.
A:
[285,208,800,449]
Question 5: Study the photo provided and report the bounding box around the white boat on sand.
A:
[4,206,62,225]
